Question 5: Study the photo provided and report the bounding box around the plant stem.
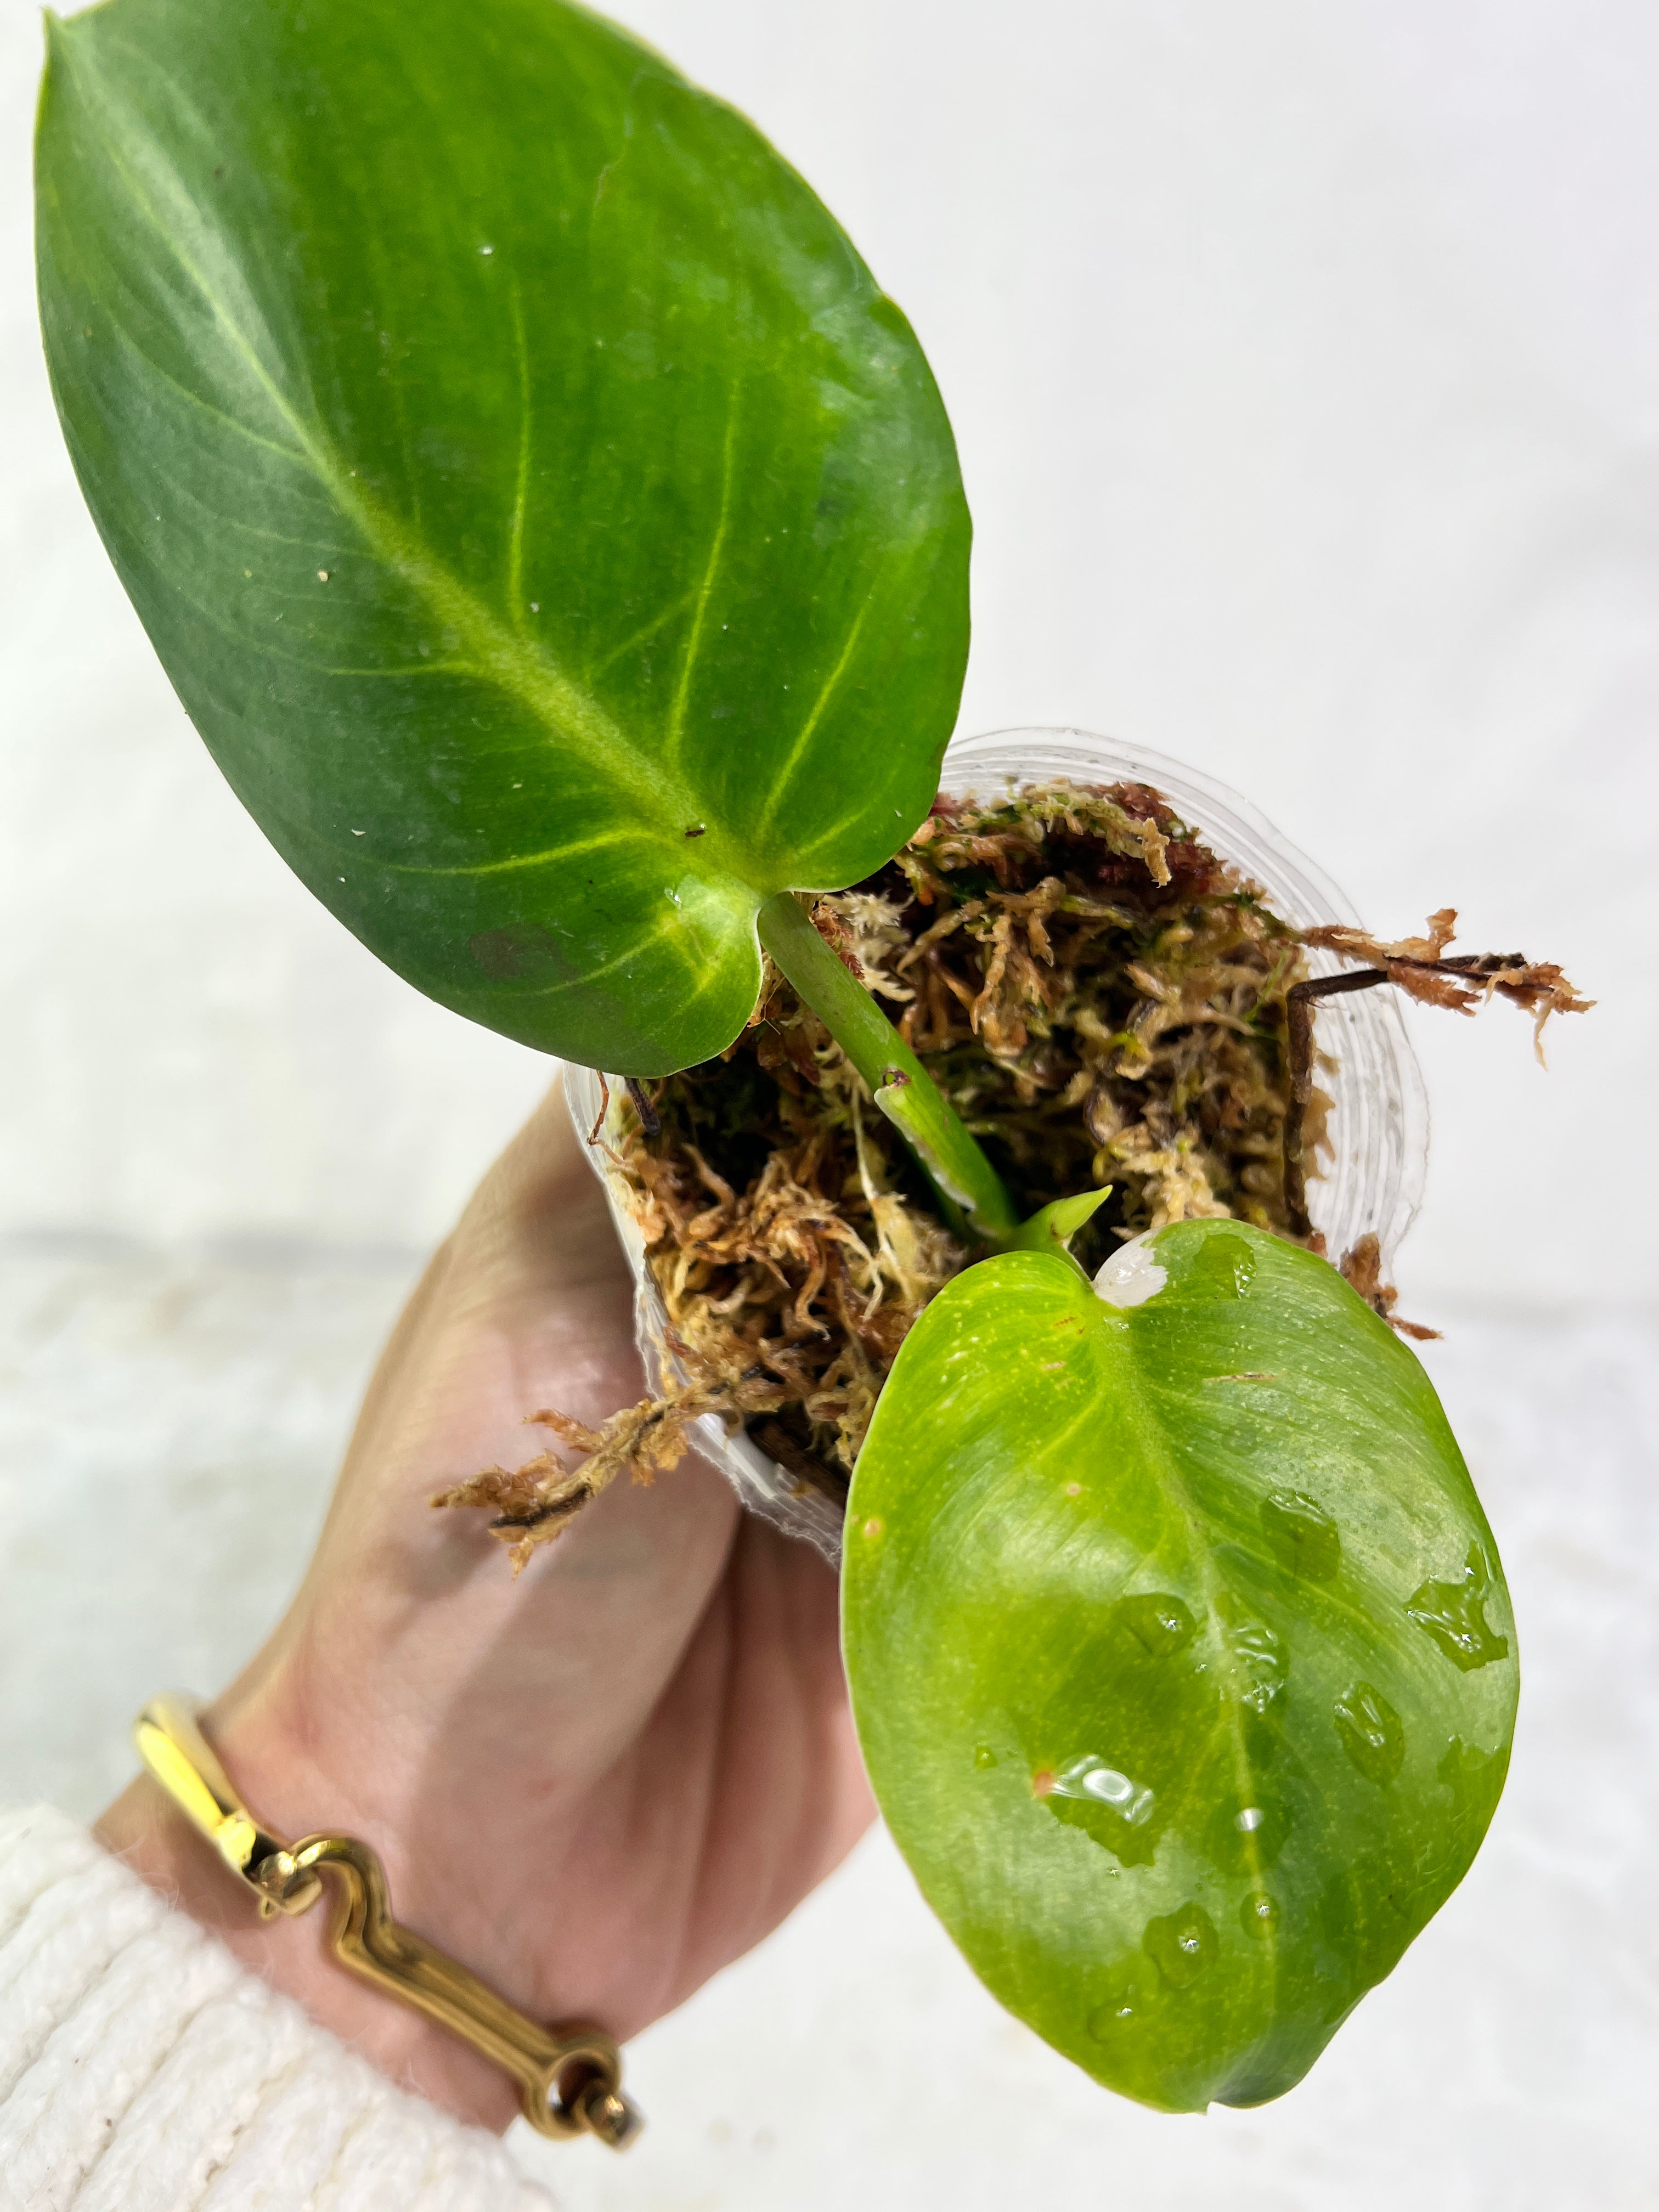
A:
[757,890,1020,1243]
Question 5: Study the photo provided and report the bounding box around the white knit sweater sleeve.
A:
[0,1807,557,2212]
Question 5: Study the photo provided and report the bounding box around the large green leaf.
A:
[36,0,968,1075]
[844,1221,1517,2112]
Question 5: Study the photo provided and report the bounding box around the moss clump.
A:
[441,779,1328,1562]
[436,777,1588,1565]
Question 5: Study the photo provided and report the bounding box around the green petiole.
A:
[757,890,1021,1245]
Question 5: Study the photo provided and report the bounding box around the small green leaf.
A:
[36,0,969,1075]
[843,1221,1517,2112]
[1007,1187,1113,1263]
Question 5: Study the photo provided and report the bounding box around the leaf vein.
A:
[62,42,707,845]
[665,387,740,766]
[753,592,874,839]
[381,827,647,879]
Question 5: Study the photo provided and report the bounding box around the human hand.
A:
[97,1077,874,2129]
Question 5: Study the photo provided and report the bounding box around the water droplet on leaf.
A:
[1218,1592,1286,1711]
[1438,1735,1506,1827]
[1118,1592,1197,1657]
[1188,1233,1256,1299]
[1406,1544,1510,1671]
[1334,1680,1405,1785]
[1051,1756,1155,1824]
[1261,1490,1341,1582]
[1143,1902,1218,1988]
[1241,1890,1280,1939]
[1087,1968,1159,2039]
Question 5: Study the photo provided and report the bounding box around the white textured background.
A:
[2,1,1656,2205]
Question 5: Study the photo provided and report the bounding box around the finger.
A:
[319,1076,611,1520]
[336,1234,455,1493]
[315,1069,743,1755]
[335,1074,635,1517]
[450,1073,633,1310]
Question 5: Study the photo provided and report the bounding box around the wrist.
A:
[95,1716,521,2133]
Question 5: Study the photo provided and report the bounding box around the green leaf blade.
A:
[843,1223,1517,2112]
[37,0,969,1074]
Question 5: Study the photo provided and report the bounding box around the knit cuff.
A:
[0,1805,555,2211]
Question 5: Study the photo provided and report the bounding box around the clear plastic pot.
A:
[565,727,1429,1565]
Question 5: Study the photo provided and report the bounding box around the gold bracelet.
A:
[134,1695,642,2149]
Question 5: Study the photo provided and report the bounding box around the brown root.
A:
[431,1376,780,1571]
[1282,910,1593,1235]
[1301,910,1592,1051]
[1339,1232,1441,1342]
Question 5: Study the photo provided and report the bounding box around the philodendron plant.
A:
[37,0,1574,2117]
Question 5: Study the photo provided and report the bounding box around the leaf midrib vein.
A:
[380,826,648,879]
[1103,1306,1281,2002]
[65,35,723,868]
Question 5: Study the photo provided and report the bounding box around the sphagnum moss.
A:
[441,781,1317,1560]
[437,777,1587,1566]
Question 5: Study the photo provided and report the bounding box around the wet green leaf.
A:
[844,1221,1517,2112]
[36,0,968,1075]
